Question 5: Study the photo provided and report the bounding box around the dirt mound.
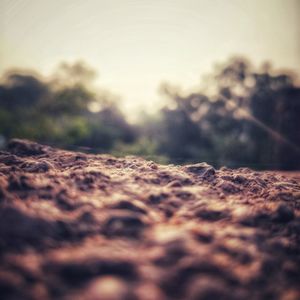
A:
[0,139,300,300]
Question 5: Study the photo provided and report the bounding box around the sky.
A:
[1,0,300,120]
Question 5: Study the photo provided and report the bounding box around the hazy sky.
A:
[1,0,300,118]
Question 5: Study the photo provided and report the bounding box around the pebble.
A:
[274,204,294,223]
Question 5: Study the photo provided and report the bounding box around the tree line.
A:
[0,57,299,169]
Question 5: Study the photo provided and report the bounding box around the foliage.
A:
[0,62,137,151]
[157,57,300,169]
[0,57,299,169]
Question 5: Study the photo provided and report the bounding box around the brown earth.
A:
[0,139,300,300]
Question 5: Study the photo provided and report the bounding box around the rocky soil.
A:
[0,139,300,300]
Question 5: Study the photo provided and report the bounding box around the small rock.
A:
[193,230,214,243]
[167,180,183,188]
[7,139,46,156]
[0,207,57,249]
[47,259,137,285]
[110,200,147,215]
[8,174,33,191]
[195,208,230,221]
[233,175,248,184]
[0,154,22,165]
[218,181,240,194]
[187,277,232,300]
[175,191,194,200]
[274,204,294,223]
[148,193,168,204]
[82,276,134,300]
[239,211,271,227]
[184,163,215,178]
[102,211,147,238]
[21,161,53,173]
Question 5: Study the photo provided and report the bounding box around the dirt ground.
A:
[0,139,299,300]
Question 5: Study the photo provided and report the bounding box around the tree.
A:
[0,61,137,151]
[157,57,300,169]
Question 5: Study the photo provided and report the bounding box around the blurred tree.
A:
[0,61,137,151]
[158,89,215,164]
[0,72,51,140]
[52,60,97,87]
[157,57,300,169]
[0,57,299,169]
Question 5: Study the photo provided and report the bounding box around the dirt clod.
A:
[0,139,299,300]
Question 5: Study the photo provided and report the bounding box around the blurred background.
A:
[1,0,300,169]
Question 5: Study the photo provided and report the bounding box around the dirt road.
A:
[0,139,299,300]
